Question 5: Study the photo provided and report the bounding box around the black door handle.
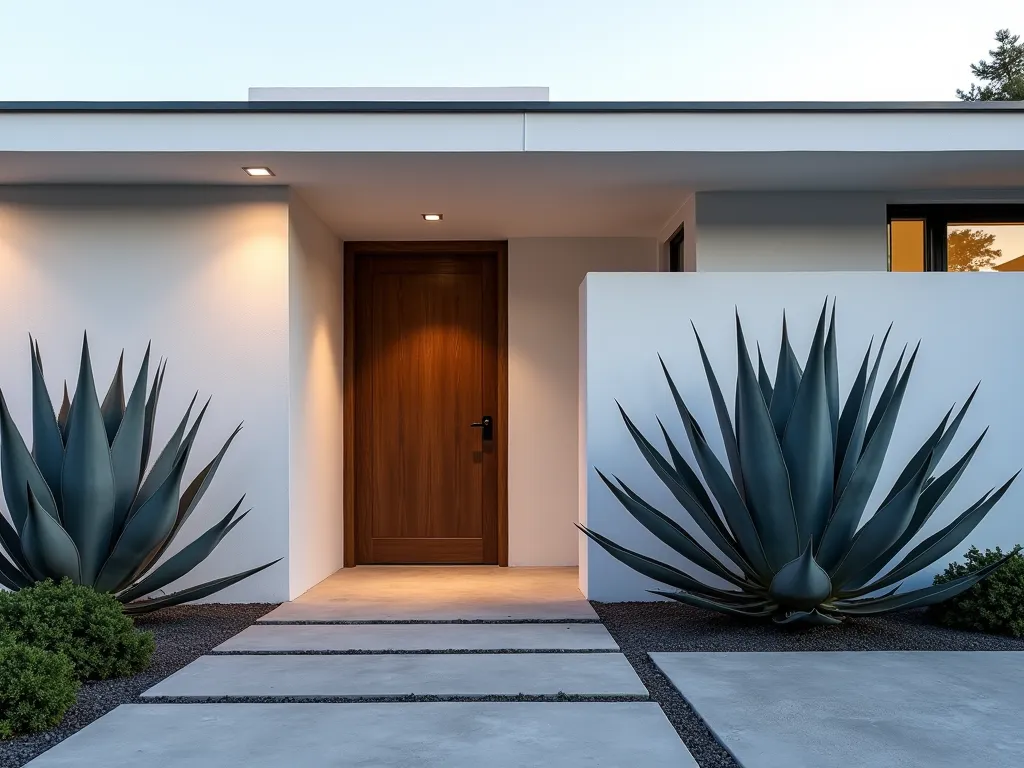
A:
[470,416,493,441]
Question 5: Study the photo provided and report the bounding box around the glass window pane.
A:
[889,219,925,272]
[947,224,1024,272]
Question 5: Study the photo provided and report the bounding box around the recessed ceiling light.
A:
[243,167,275,177]
[422,213,443,222]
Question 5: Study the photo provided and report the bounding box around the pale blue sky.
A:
[0,0,1019,101]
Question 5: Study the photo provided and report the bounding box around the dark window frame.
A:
[668,224,685,272]
[888,204,1024,272]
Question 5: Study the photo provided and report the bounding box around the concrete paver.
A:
[216,622,618,652]
[143,652,648,698]
[25,702,696,767]
[651,651,1024,768]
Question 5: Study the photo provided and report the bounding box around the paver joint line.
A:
[138,693,652,704]
[256,618,603,625]
[209,648,621,655]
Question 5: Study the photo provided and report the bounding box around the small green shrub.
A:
[0,634,79,739]
[929,545,1024,637]
[0,579,155,680]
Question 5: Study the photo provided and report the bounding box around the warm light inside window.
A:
[243,167,275,177]
[422,213,443,222]
[889,219,925,272]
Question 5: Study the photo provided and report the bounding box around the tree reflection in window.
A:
[947,225,1024,272]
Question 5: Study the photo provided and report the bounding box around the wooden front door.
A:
[348,243,506,565]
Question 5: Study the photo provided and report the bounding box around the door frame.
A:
[343,241,509,567]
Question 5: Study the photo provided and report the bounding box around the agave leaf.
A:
[823,303,840,449]
[657,419,719,519]
[0,552,31,589]
[768,312,803,439]
[781,300,834,543]
[100,351,126,445]
[862,342,912,456]
[833,556,1010,615]
[61,334,117,585]
[732,313,800,570]
[122,558,281,614]
[0,389,60,530]
[57,381,71,443]
[617,405,756,579]
[835,338,873,481]
[878,409,951,511]
[844,472,1018,598]
[830,451,932,587]
[889,430,986,552]
[677,403,773,578]
[599,471,752,590]
[835,327,891,494]
[649,589,777,618]
[29,337,65,511]
[818,344,919,571]
[685,328,743,495]
[116,499,246,603]
[94,449,190,593]
[925,386,979,472]
[579,524,758,601]
[655,380,728,521]
[839,432,987,592]
[756,344,773,404]
[131,392,196,516]
[109,346,151,533]
[21,485,82,584]
[175,397,211,465]
[0,512,32,576]
[135,426,243,579]
[174,424,242,532]
[140,358,166,477]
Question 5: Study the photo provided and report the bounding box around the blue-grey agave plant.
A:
[580,299,1018,625]
[0,335,279,613]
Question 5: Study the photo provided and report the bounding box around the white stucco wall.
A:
[693,192,887,271]
[581,271,1024,601]
[287,192,345,598]
[507,238,659,565]
[0,187,292,601]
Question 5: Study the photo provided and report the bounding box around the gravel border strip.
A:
[209,647,619,655]
[257,618,601,625]
[141,693,650,704]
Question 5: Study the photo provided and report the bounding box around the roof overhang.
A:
[1,102,1023,239]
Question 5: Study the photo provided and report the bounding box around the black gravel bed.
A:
[593,601,1024,768]
[0,603,277,768]
[142,693,649,703]
[210,647,619,655]
[257,617,602,624]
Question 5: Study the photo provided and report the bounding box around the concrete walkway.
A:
[27,567,696,767]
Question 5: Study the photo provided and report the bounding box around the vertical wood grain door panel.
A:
[352,247,501,564]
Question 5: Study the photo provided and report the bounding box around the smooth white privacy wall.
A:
[694,192,887,271]
[287,192,344,598]
[507,238,659,565]
[0,187,292,601]
[581,272,1024,601]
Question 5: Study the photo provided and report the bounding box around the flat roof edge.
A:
[0,100,1023,114]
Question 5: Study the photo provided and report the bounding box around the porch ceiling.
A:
[1,150,1024,239]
